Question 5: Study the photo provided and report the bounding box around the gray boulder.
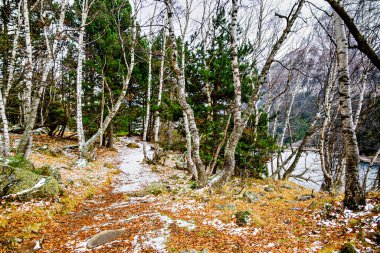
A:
[215,202,237,211]
[296,194,314,201]
[264,185,275,192]
[86,229,126,249]
[242,191,259,203]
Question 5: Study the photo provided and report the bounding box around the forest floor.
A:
[0,134,379,253]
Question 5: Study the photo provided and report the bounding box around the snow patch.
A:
[113,138,161,193]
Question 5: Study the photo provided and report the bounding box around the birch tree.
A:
[143,3,157,159]
[153,29,167,143]
[333,9,365,210]
[76,0,92,155]
[165,0,207,186]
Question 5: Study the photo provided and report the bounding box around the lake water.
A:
[268,150,379,192]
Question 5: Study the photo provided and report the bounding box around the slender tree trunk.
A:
[320,61,336,192]
[165,0,207,187]
[17,0,68,158]
[99,76,105,146]
[143,25,154,159]
[76,0,88,156]
[154,30,167,143]
[211,0,242,186]
[23,0,32,123]
[0,90,9,156]
[16,0,34,158]
[333,10,365,210]
[106,123,114,148]
[183,112,197,179]
[353,66,367,130]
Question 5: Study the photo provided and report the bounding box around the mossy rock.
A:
[1,166,61,200]
[0,163,15,196]
[33,165,62,184]
[146,182,167,195]
[127,142,140,148]
[6,155,34,171]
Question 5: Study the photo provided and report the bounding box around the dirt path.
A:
[34,138,200,253]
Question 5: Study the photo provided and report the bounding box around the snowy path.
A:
[113,137,160,193]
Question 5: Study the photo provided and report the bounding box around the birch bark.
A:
[333,10,365,210]
[153,30,167,143]
[165,0,207,186]
[16,0,34,157]
[143,9,156,159]
[76,0,89,155]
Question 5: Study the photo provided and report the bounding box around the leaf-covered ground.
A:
[0,135,379,252]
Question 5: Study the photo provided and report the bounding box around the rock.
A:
[127,142,140,148]
[175,161,187,170]
[340,242,359,253]
[296,194,314,201]
[264,185,275,192]
[146,182,167,195]
[86,229,126,249]
[6,155,34,171]
[0,163,15,194]
[10,237,23,245]
[0,165,61,199]
[215,203,237,211]
[290,207,302,211]
[281,184,292,189]
[62,145,79,150]
[76,159,88,168]
[236,210,251,226]
[242,191,259,203]
[33,127,48,135]
[33,165,62,184]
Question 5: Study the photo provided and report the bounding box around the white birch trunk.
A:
[183,112,197,179]
[76,0,88,154]
[0,90,9,156]
[23,0,33,122]
[153,30,167,143]
[165,0,207,186]
[16,0,34,157]
[319,61,336,191]
[333,10,365,210]
[143,30,154,159]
